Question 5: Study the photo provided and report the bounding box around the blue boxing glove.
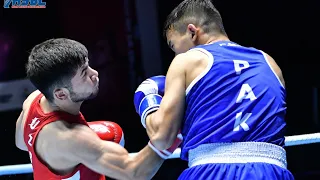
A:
[134,75,165,128]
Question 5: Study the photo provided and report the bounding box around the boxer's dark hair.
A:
[163,0,226,39]
[26,38,88,102]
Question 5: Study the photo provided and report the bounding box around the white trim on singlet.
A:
[259,50,285,88]
[185,48,214,95]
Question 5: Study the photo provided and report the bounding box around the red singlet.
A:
[23,94,105,180]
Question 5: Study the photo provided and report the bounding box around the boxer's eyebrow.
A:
[168,41,172,48]
[81,65,88,76]
[168,41,174,51]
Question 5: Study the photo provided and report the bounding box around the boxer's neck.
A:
[56,101,82,115]
[43,97,82,115]
[57,101,82,115]
[202,34,229,45]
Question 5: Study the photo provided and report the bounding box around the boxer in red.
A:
[15,38,179,180]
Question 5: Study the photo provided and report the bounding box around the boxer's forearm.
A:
[146,113,157,138]
[145,113,167,150]
[146,112,177,150]
[129,145,164,179]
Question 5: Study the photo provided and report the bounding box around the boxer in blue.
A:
[134,0,294,179]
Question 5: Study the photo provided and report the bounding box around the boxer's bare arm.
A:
[46,122,164,180]
[262,52,286,87]
[15,111,28,151]
[146,50,208,150]
[145,53,188,150]
[15,90,41,151]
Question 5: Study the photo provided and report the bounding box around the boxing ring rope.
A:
[1,133,320,176]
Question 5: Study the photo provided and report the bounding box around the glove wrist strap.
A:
[139,94,162,128]
[148,141,170,159]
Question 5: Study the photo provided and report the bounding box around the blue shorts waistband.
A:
[188,142,287,169]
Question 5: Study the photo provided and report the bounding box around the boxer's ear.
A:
[187,24,198,42]
[54,88,68,100]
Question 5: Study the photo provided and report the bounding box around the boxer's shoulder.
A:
[175,49,209,71]
[186,48,210,60]
[261,51,285,87]
[19,90,42,136]
[22,90,41,110]
[179,49,210,87]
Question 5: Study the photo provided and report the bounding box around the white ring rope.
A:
[1,133,320,176]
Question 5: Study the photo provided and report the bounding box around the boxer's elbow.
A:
[150,132,175,150]
[150,136,167,150]
[148,114,177,150]
[150,125,177,150]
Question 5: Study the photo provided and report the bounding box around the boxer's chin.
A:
[70,94,86,103]
[70,90,98,103]
[88,88,99,100]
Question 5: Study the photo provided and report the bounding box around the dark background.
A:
[1,0,320,179]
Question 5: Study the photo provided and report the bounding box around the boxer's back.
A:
[21,91,105,180]
[181,41,287,161]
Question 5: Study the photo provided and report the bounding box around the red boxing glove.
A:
[88,121,125,147]
[148,133,183,159]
